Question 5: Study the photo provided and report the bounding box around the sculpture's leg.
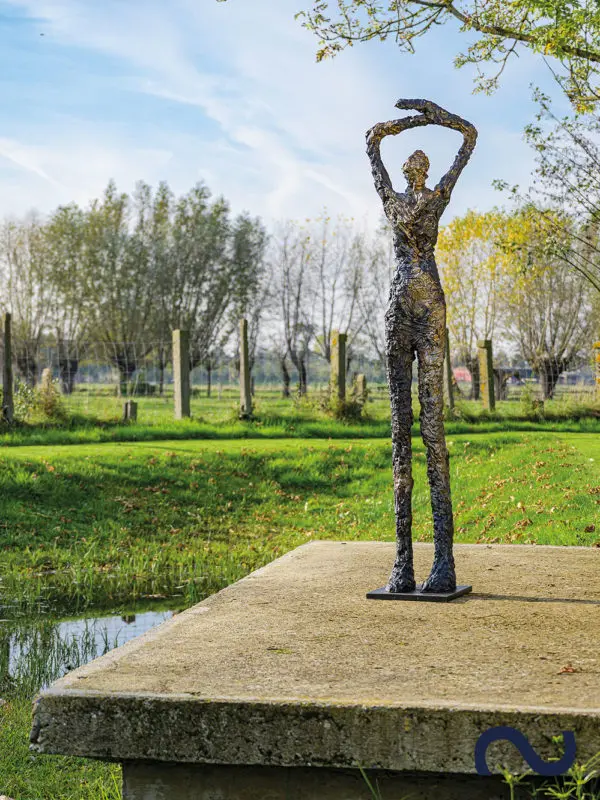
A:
[416,331,456,593]
[386,340,416,593]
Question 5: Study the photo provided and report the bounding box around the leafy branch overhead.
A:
[494,88,600,294]
[291,0,600,111]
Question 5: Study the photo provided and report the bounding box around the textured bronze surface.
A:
[366,99,477,593]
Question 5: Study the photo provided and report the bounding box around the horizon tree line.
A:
[1,170,598,401]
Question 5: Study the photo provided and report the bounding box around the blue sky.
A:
[0,0,570,229]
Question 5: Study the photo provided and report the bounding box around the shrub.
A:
[443,403,463,422]
[311,388,366,422]
[36,369,66,421]
[14,379,36,421]
[329,395,365,421]
[520,383,545,419]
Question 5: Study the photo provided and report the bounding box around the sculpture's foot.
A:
[385,563,416,593]
[421,556,456,593]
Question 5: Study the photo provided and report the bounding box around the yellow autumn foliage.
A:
[437,209,511,361]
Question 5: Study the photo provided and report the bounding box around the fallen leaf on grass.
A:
[584,525,596,533]
[558,662,578,674]
[514,518,533,529]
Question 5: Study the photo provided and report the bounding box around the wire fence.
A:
[4,343,388,387]
[0,336,597,424]
[0,339,389,423]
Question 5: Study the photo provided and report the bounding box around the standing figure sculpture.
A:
[366,99,477,595]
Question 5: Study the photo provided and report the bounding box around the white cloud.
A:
[0,127,175,217]
[0,137,63,186]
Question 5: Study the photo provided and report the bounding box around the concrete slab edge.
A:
[31,690,600,774]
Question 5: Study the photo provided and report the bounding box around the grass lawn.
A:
[0,431,598,615]
[0,700,120,800]
[2,385,599,447]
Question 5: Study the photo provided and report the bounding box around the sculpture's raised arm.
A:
[366,113,430,203]
[396,99,477,201]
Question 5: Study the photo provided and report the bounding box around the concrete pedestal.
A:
[31,542,600,799]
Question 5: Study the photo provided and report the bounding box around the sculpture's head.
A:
[402,149,429,191]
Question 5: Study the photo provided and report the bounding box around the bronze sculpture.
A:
[365,99,477,600]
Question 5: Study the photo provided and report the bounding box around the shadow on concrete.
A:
[470,593,600,606]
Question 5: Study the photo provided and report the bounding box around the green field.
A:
[4,384,600,447]
[1,392,599,799]
[0,431,598,615]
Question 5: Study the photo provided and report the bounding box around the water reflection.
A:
[0,609,174,699]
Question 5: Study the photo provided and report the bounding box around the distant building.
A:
[453,367,471,383]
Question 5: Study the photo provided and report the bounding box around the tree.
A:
[0,178,271,401]
[0,215,53,386]
[83,181,158,396]
[269,221,315,396]
[513,90,600,294]
[269,326,293,398]
[500,209,596,398]
[358,218,394,369]
[309,212,368,371]
[293,0,600,111]
[168,184,234,376]
[227,212,270,389]
[437,210,507,398]
[44,204,90,393]
[146,181,175,396]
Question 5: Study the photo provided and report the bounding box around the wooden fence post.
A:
[239,319,252,419]
[3,313,13,423]
[173,330,191,419]
[330,330,347,400]
[477,339,496,411]
[123,400,138,422]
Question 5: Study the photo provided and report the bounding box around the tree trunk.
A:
[493,369,508,402]
[538,359,564,400]
[466,354,480,400]
[280,357,290,398]
[116,358,137,397]
[298,359,308,396]
[158,347,166,397]
[206,362,212,398]
[59,357,79,394]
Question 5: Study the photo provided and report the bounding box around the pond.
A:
[0,606,180,701]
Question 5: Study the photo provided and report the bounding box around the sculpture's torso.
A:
[383,187,448,333]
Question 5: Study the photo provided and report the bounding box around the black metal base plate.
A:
[366,585,472,603]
